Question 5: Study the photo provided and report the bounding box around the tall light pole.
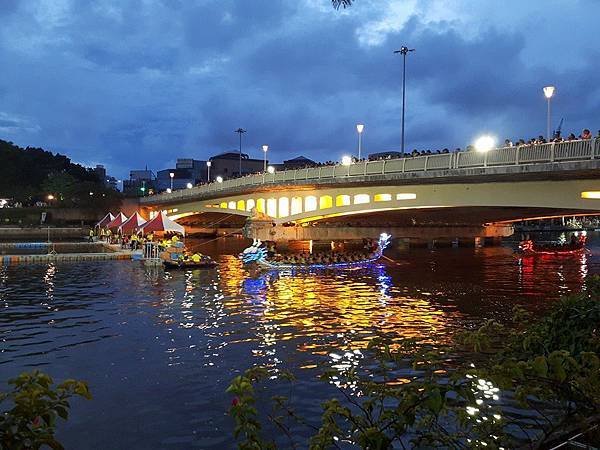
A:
[206,161,211,181]
[543,86,556,140]
[169,172,174,191]
[356,124,364,159]
[235,128,246,176]
[394,46,415,156]
[262,145,269,172]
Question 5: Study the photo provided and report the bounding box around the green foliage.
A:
[0,371,91,450]
[0,139,119,208]
[228,276,600,449]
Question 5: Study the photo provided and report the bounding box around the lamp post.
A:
[543,86,556,140]
[169,172,174,191]
[356,124,364,159]
[206,161,211,182]
[262,144,269,172]
[235,128,246,176]
[394,46,415,156]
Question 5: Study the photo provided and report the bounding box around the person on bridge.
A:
[88,228,94,242]
[581,129,592,140]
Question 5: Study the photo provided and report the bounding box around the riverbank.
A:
[0,226,89,241]
[0,242,137,265]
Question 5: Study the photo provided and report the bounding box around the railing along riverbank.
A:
[142,138,600,204]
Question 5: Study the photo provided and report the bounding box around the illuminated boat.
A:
[163,257,218,269]
[240,233,391,270]
[518,234,587,256]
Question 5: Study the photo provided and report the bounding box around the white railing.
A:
[141,138,600,205]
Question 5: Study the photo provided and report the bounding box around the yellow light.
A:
[319,195,333,209]
[474,135,495,153]
[336,194,351,206]
[47,194,55,200]
[374,193,392,202]
[581,191,600,199]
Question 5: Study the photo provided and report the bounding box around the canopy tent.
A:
[105,212,129,231]
[139,212,185,236]
[96,212,115,228]
[118,212,147,235]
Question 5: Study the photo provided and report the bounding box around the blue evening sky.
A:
[1,0,599,179]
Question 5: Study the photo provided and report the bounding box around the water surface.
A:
[0,238,597,448]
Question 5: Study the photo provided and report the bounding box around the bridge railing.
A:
[142,138,600,204]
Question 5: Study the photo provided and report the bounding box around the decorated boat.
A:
[518,234,587,256]
[163,257,218,269]
[240,233,392,270]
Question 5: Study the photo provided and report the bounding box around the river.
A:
[0,236,597,448]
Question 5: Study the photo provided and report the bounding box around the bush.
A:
[0,371,91,450]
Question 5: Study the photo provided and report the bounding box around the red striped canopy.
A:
[96,212,115,228]
[105,212,129,230]
[138,212,185,236]
[118,212,147,234]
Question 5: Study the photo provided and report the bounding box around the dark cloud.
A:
[0,0,598,178]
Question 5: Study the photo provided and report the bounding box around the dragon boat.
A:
[240,233,391,270]
[518,234,587,256]
[163,257,218,269]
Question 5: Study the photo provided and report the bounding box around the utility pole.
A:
[394,46,415,156]
[235,128,246,176]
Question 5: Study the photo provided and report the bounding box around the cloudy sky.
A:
[1,0,599,179]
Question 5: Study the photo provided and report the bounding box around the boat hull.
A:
[163,260,218,269]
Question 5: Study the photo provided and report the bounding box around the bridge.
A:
[140,138,600,246]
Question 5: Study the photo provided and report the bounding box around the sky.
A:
[1,0,599,179]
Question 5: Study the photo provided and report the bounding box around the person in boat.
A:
[191,253,202,263]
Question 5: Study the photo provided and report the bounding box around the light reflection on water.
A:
[0,241,598,448]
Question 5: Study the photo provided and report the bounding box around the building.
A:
[155,159,209,192]
[281,156,316,170]
[123,169,155,196]
[209,152,264,179]
[94,165,119,190]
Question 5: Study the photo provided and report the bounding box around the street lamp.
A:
[267,165,275,183]
[262,144,269,172]
[169,172,174,191]
[206,161,211,181]
[235,128,246,176]
[216,176,223,183]
[474,135,496,153]
[543,86,556,140]
[341,155,352,176]
[356,124,364,159]
[394,46,415,156]
[186,182,193,189]
[166,188,172,194]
